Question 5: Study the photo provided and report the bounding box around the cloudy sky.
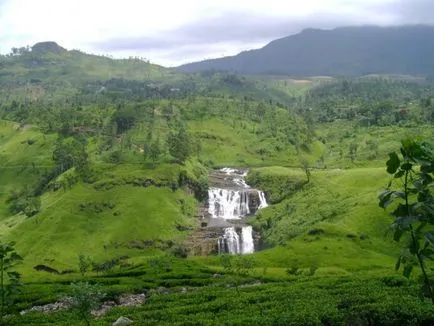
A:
[0,0,433,66]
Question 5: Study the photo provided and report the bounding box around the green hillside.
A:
[247,167,398,272]
[0,44,433,325]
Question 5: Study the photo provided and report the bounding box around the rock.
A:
[20,297,73,315]
[92,293,146,317]
[180,287,187,293]
[113,316,133,325]
[119,293,146,306]
[155,286,169,294]
[213,273,223,278]
[92,301,116,317]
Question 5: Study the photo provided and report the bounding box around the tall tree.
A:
[167,123,191,163]
[0,242,22,321]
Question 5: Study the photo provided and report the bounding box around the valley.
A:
[0,37,433,325]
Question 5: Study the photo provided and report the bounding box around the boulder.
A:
[113,316,133,325]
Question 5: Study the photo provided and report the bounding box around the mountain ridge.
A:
[178,25,434,77]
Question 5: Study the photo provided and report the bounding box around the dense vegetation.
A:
[0,42,433,324]
[301,78,434,125]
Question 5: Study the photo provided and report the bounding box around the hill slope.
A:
[179,25,434,77]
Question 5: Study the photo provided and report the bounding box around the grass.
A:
[0,118,421,277]
[3,182,197,273]
[11,273,434,325]
[188,118,300,167]
[0,121,57,218]
[0,117,431,324]
[242,166,400,274]
[313,121,434,168]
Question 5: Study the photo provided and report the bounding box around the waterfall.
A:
[221,227,240,254]
[258,191,268,209]
[208,168,269,255]
[208,188,250,219]
[218,226,254,255]
[241,226,254,254]
[217,237,225,254]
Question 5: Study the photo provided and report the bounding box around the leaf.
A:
[378,190,404,209]
[403,264,413,278]
[10,252,23,261]
[379,190,394,208]
[410,238,421,255]
[401,162,413,171]
[394,170,405,179]
[420,247,434,261]
[395,216,420,230]
[386,152,401,174]
[395,255,402,271]
[425,232,434,248]
[393,228,404,242]
[392,204,408,219]
[415,222,427,234]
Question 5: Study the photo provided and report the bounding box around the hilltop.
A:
[179,25,434,77]
[0,42,295,105]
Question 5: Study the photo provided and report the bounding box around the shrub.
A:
[69,282,104,326]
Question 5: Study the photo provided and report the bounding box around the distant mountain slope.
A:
[178,25,434,77]
[0,41,175,84]
[0,42,294,104]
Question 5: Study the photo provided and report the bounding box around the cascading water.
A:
[209,168,268,255]
[222,227,241,254]
[241,226,254,254]
[218,226,254,254]
[258,191,268,209]
[208,188,250,219]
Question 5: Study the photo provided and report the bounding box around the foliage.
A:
[149,137,162,163]
[147,255,173,273]
[167,122,191,163]
[301,159,311,183]
[219,254,256,293]
[6,188,41,217]
[78,255,91,277]
[0,242,22,322]
[379,138,434,301]
[53,137,89,177]
[14,275,434,325]
[301,78,434,126]
[69,282,104,326]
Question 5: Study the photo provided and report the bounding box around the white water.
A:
[208,188,250,219]
[241,226,254,254]
[208,188,267,219]
[258,191,268,209]
[218,226,254,254]
[221,227,241,254]
[209,168,268,255]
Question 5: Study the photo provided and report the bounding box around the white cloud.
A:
[0,0,431,66]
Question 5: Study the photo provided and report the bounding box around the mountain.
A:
[178,25,434,77]
[0,41,173,84]
[0,42,294,104]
